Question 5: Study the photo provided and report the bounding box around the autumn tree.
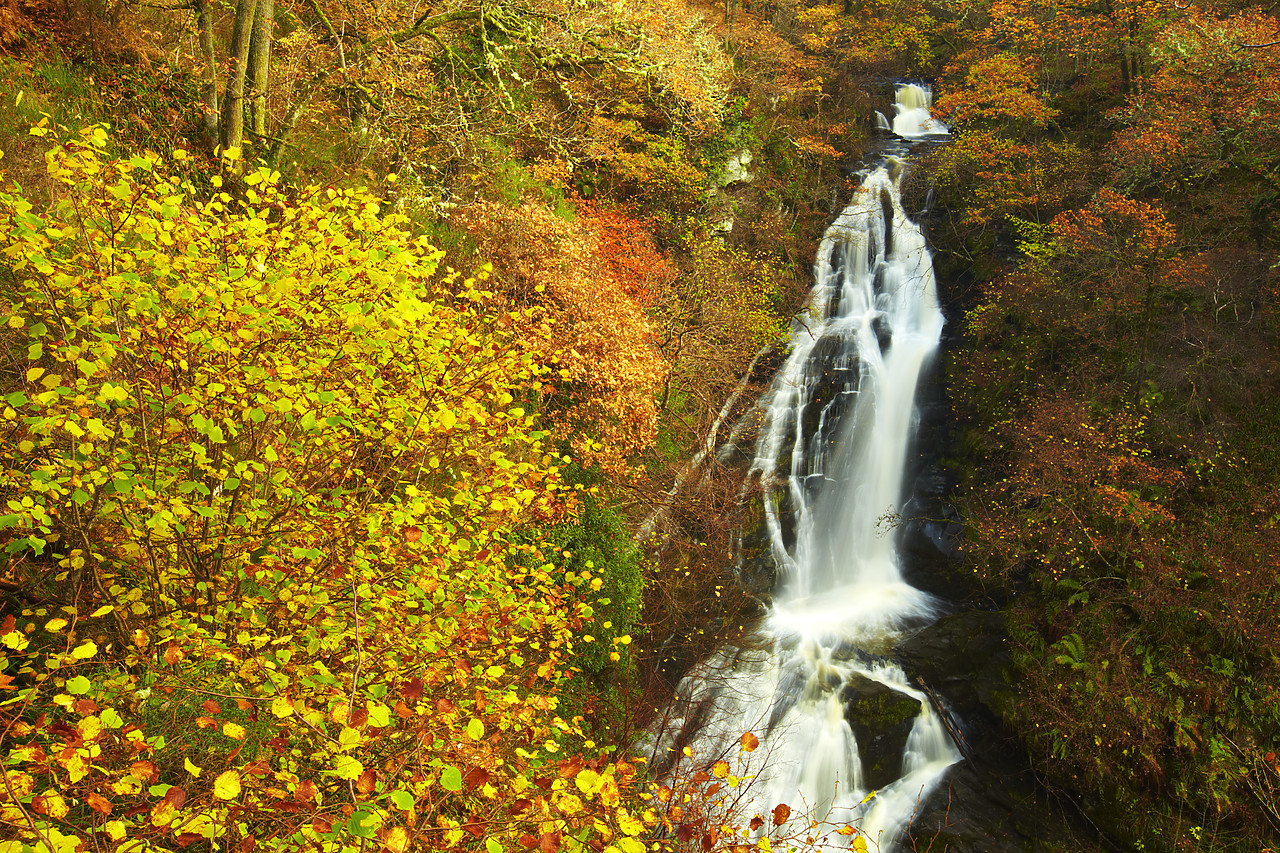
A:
[0,128,658,852]
[1108,8,1280,251]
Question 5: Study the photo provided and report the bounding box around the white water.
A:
[649,86,958,851]
[892,83,948,137]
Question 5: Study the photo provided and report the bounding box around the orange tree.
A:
[0,128,655,851]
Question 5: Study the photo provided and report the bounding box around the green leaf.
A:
[466,718,484,741]
[329,754,364,781]
[440,765,463,791]
[66,675,91,694]
[389,790,414,810]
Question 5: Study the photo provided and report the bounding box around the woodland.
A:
[0,0,1277,850]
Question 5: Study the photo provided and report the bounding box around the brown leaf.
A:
[356,769,376,796]
[163,786,187,808]
[403,678,424,703]
[749,816,764,831]
[772,804,791,826]
[740,731,759,753]
[202,700,221,715]
[463,767,490,790]
[518,835,539,849]
[87,792,113,815]
[131,760,158,783]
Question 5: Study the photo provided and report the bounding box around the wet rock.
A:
[843,677,921,791]
[894,609,1009,722]
[872,314,892,352]
[799,335,860,451]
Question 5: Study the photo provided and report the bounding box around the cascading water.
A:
[649,85,957,852]
[891,83,948,137]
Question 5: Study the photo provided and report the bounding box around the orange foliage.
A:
[575,199,679,305]
[460,199,671,473]
[1108,9,1280,193]
[1052,188,1177,270]
[935,52,1059,129]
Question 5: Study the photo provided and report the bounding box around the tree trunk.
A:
[196,0,219,149]
[247,0,274,138]
[221,0,258,154]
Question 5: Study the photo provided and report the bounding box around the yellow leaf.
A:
[575,768,601,795]
[71,641,98,659]
[222,722,247,740]
[3,772,33,798]
[271,695,294,718]
[90,605,114,618]
[213,769,242,800]
[711,760,730,779]
[151,800,177,827]
[185,758,202,777]
[36,788,69,814]
[616,807,644,836]
[758,837,771,853]
[78,715,103,741]
[384,827,408,853]
[557,793,583,815]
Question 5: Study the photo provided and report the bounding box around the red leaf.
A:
[202,700,221,715]
[463,767,490,790]
[163,787,187,809]
[518,835,539,849]
[675,824,696,842]
[403,678,424,703]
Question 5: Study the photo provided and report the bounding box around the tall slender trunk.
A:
[247,0,274,137]
[196,0,219,149]
[221,0,258,153]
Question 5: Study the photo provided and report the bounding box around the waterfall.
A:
[649,85,958,852]
[892,83,948,138]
